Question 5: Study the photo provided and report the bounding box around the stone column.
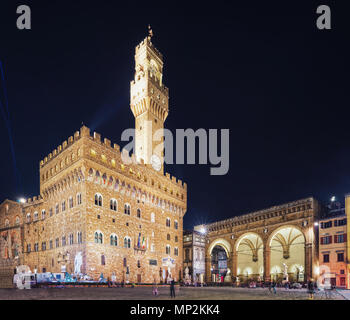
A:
[263,248,270,282]
[205,255,212,283]
[232,252,238,277]
[305,242,313,281]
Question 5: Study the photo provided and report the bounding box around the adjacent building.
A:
[318,202,347,288]
[183,229,206,283]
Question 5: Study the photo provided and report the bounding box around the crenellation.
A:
[104,138,111,147]
[93,132,101,143]
[62,140,68,149]
[68,136,74,144]
[74,131,80,140]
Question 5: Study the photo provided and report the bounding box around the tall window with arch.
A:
[166,218,171,227]
[124,237,131,248]
[15,216,20,225]
[166,244,171,255]
[124,204,131,215]
[69,197,74,209]
[77,193,82,205]
[94,231,103,244]
[41,210,46,220]
[95,194,102,206]
[77,232,83,244]
[26,213,31,223]
[174,220,178,230]
[110,199,117,211]
[110,234,118,246]
[34,212,38,221]
[137,208,141,218]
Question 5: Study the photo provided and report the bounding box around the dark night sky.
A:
[0,1,349,229]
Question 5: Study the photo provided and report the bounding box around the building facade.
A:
[183,230,206,283]
[318,208,347,288]
[197,197,322,284]
[0,34,187,284]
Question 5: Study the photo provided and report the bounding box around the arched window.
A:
[124,203,131,215]
[174,247,179,256]
[101,255,106,265]
[95,194,102,206]
[15,216,20,225]
[110,234,118,246]
[26,213,31,223]
[4,219,9,227]
[77,193,82,205]
[41,210,46,220]
[175,235,178,242]
[69,233,74,245]
[95,170,101,183]
[110,199,117,211]
[151,212,155,223]
[69,197,74,208]
[166,218,171,227]
[62,201,66,211]
[137,208,141,218]
[102,173,107,185]
[166,245,171,255]
[77,232,83,244]
[94,231,103,244]
[167,234,170,241]
[174,220,178,230]
[124,237,131,248]
[55,203,59,214]
[34,212,38,221]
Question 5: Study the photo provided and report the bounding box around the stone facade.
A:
[0,35,187,284]
[183,230,206,283]
[197,197,322,283]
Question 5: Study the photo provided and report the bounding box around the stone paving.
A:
[0,286,345,300]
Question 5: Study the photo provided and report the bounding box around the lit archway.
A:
[236,233,264,281]
[208,239,232,283]
[269,226,305,282]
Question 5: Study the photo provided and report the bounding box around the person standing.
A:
[272,281,277,294]
[170,279,176,298]
[308,278,315,300]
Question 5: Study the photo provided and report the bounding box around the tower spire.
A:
[148,24,153,41]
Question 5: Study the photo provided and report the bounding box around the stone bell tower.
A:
[130,27,169,172]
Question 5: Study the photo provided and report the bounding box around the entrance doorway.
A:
[211,245,227,282]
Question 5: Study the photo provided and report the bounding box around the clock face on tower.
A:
[151,154,161,171]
